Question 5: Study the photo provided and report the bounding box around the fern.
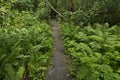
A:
[107,25,119,34]
[61,23,120,80]
[76,66,89,80]
[4,63,16,80]
[85,25,96,35]
[88,35,104,42]
[76,43,93,55]
[0,22,53,80]
[75,32,89,42]
[16,67,25,80]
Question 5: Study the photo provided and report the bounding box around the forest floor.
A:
[46,20,68,80]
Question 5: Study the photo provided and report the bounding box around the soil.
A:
[46,20,68,80]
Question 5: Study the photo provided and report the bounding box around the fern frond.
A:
[4,63,16,80]
[16,66,25,80]
[75,32,88,42]
[88,35,104,42]
[76,66,89,80]
[85,26,96,35]
[77,43,93,54]
[107,25,119,34]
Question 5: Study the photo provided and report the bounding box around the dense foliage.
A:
[1,0,119,25]
[0,0,120,80]
[0,20,53,80]
[0,1,53,79]
[59,0,120,25]
[61,23,120,80]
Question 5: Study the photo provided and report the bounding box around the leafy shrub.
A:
[61,23,120,80]
[0,6,53,79]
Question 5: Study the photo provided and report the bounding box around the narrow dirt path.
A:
[46,20,68,80]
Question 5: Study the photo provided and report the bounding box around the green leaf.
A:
[112,73,120,80]
[98,64,113,73]
[88,35,104,42]
[32,45,43,52]
[76,66,89,80]
[11,0,18,3]
[77,43,93,54]
[16,66,25,80]
[4,63,16,80]
[75,32,88,41]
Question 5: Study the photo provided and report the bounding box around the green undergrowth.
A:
[0,22,53,80]
[60,23,120,80]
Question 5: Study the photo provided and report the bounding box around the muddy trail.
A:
[46,20,68,80]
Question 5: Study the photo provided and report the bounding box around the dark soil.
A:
[46,20,68,80]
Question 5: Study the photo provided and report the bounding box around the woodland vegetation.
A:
[0,0,120,80]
